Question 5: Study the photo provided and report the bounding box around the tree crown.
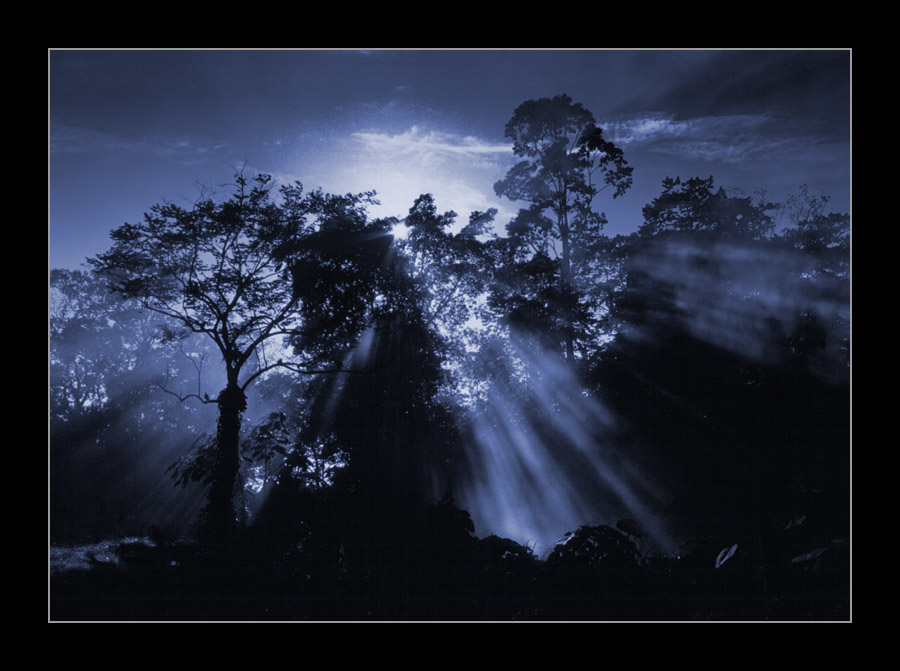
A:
[90,173,390,394]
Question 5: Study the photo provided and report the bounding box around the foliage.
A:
[495,94,632,210]
[166,434,218,488]
[476,535,535,565]
[50,268,226,541]
[487,248,589,354]
[50,269,167,422]
[546,525,639,569]
[616,518,647,538]
[778,185,850,279]
[399,194,496,341]
[238,194,481,561]
[639,176,777,240]
[596,187,850,565]
[242,411,292,466]
[492,94,632,361]
[279,190,394,365]
[423,492,476,542]
[91,174,347,388]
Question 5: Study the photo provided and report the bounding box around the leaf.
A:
[715,543,738,569]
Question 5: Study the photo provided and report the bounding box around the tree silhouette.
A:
[494,94,632,362]
[90,174,389,542]
[639,176,776,240]
[778,185,850,278]
[259,195,480,566]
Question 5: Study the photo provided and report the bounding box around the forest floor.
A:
[49,535,850,622]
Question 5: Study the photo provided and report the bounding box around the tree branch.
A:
[157,356,217,405]
[157,384,218,405]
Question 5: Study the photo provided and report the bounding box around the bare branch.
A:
[156,383,218,405]
[157,359,217,405]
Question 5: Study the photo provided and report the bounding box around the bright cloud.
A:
[353,126,513,164]
[603,116,694,145]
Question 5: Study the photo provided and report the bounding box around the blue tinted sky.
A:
[49,49,851,270]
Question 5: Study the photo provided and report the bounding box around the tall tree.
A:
[493,94,632,362]
[90,174,387,542]
[286,194,489,510]
[247,195,474,596]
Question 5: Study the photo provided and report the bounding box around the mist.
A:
[622,233,849,382]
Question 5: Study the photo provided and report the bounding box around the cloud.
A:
[603,116,694,145]
[353,126,513,166]
[602,113,839,164]
[619,51,850,135]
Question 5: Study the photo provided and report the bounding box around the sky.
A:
[49,49,851,271]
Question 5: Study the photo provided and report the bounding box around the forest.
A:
[49,94,851,621]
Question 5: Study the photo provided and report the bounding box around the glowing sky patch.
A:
[391,219,409,240]
[347,126,517,224]
[353,126,513,160]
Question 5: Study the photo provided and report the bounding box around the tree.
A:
[50,268,218,426]
[396,194,497,365]
[241,195,475,597]
[775,185,850,379]
[778,185,849,278]
[633,178,847,382]
[639,176,776,240]
[289,194,483,514]
[90,174,387,542]
[493,94,632,362]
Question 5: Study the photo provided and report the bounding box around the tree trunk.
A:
[204,383,247,543]
[559,211,575,364]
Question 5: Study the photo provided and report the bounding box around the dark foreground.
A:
[50,528,850,622]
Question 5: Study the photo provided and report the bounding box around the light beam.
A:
[455,333,680,558]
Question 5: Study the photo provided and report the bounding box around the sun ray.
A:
[454,331,681,557]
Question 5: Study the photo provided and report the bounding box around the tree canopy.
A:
[493,94,632,362]
[639,176,777,240]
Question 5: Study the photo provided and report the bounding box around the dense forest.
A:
[49,95,850,621]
